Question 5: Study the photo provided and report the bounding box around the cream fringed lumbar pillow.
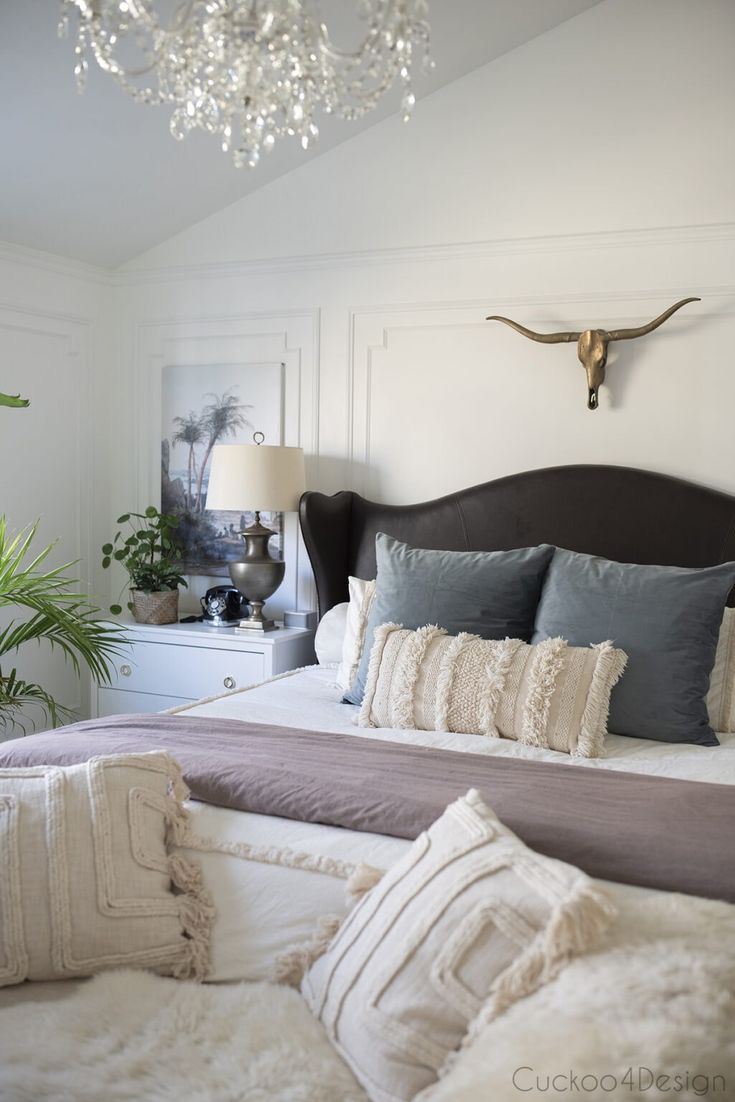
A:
[302,789,615,1102]
[358,624,627,757]
[0,751,214,988]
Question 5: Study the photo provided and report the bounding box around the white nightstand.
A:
[94,620,316,717]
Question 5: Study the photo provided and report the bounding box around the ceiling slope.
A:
[0,1,600,268]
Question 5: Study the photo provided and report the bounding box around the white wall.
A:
[0,244,110,732]
[109,0,735,620]
[3,0,734,721]
[9,0,734,729]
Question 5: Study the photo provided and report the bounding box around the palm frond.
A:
[0,518,130,731]
[0,668,73,734]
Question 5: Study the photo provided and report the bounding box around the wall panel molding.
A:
[132,309,319,613]
[348,286,735,499]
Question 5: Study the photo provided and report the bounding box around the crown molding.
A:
[4,220,734,290]
[116,221,735,286]
[0,240,113,286]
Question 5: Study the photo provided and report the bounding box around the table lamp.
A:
[205,433,305,631]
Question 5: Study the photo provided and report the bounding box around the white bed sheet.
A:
[170,664,735,983]
[176,662,735,784]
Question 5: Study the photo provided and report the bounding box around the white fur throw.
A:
[0,970,368,1102]
[420,883,735,1102]
[302,789,615,1102]
[359,624,627,757]
[0,751,214,987]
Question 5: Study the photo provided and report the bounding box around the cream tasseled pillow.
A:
[358,625,627,757]
[0,751,214,988]
[302,788,615,1102]
[708,607,735,733]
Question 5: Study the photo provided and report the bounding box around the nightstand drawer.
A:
[98,687,193,714]
[110,641,265,700]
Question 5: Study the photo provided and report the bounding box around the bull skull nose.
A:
[588,389,598,411]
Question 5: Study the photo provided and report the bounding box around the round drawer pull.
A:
[120,664,132,677]
[223,676,236,690]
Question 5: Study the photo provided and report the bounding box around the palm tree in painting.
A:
[194,389,253,512]
[171,411,204,511]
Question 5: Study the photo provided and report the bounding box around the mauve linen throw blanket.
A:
[1,713,733,903]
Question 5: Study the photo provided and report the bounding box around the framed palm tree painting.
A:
[161,362,284,575]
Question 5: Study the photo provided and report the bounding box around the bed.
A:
[1,464,734,1102]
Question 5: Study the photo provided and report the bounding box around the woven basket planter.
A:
[130,588,179,625]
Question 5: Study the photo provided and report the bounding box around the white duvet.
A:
[176,662,735,783]
[168,664,735,983]
[173,668,735,1099]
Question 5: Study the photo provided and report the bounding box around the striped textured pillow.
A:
[0,752,214,988]
[358,624,627,758]
[302,788,615,1102]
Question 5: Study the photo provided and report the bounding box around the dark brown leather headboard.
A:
[299,464,735,617]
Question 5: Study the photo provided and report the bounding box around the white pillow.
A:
[303,789,614,1102]
[0,752,214,988]
[314,602,348,666]
[708,606,735,733]
[336,577,376,692]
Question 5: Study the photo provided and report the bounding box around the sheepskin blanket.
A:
[420,883,735,1102]
[0,972,367,1102]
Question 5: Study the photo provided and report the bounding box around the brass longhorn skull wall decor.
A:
[486,297,700,410]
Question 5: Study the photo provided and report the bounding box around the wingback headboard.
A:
[299,465,735,617]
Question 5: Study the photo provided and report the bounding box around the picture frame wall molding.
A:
[348,288,735,501]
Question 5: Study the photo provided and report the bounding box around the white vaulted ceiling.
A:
[0,0,601,269]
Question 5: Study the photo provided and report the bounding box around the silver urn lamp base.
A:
[228,512,285,632]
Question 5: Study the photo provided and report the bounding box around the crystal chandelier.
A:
[59,1,433,168]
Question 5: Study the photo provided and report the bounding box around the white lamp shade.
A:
[205,443,306,513]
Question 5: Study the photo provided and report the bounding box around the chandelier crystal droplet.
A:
[60,1,433,168]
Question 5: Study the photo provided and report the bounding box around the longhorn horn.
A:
[485,316,580,344]
[606,297,700,342]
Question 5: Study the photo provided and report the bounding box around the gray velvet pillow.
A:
[344,535,554,706]
[531,547,735,746]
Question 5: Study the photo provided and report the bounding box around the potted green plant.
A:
[0,519,126,733]
[102,506,187,625]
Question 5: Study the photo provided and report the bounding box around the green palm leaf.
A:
[0,668,71,734]
[0,392,29,409]
[0,518,129,733]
